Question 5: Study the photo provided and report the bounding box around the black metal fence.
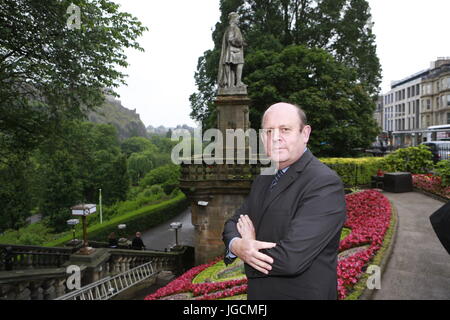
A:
[422,143,450,162]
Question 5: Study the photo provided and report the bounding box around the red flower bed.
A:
[412,174,450,199]
[145,190,392,300]
[337,190,391,299]
[144,258,221,300]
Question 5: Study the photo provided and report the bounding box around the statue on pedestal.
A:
[218,12,247,95]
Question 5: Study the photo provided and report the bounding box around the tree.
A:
[0,0,146,229]
[35,121,130,231]
[0,157,35,232]
[190,0,381,156]
[128,151,154,185]
[139,164,181,191]
[0,0,148,158]
[246,45,379,156]
[121,136,157,157]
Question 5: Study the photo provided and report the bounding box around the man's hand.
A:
[237,215,256,240]
[231,216,276,275]
[230,239,276,274]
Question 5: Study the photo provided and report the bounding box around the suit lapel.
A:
[257,169,298,231]
[256,150,314,231]
[252,175,272,228]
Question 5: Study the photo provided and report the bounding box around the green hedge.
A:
[321,157,385,187]
[44,193,189,247]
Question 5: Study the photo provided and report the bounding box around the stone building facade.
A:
[381,58,450,147]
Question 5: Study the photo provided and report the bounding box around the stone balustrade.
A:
[0,245,193,300]
[0,244,75,271]
[180,162,265,182]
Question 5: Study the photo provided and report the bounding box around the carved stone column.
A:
[181,94,259,264]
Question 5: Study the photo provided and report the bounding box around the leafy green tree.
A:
[128,151,154,185]
[0,0,146,230]
[0,0,147,158]
[121,137,157,157]
[139,165,181,191]
[190,0,381,156]
[0,157,35,232]
[105,154,130,203]
[37,147,84,232]
[149,135,178,154]
[35,121,130,231]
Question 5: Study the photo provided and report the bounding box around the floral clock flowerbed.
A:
[412,174,450,199]
[145,190,392,300]
[144,257,248,300]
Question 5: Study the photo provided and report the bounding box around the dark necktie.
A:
[270,169,285,190]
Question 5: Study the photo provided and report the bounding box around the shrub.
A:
[433,160,450,186]
[140,164,180,190]
[321,157,384,186]
[382,145,433,174]
[0,221,61,246]
[44,192,188,247]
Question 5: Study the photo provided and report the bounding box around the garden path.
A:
[372,191,450,300]
[140,207,195,251]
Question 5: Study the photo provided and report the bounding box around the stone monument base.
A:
[217,85,248,96]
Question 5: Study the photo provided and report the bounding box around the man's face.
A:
[261,104,311,169]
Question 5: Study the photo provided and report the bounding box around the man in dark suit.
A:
[222,102,347,300]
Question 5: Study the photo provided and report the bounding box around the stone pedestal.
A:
[190,192,249,264]
[67,248,110,285]
[180,94,259,264]
[215,95,251,134]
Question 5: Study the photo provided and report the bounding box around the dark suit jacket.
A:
[223,150,347,300]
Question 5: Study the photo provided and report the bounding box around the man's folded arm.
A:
[222,196,250,263]
[263,174,347,277]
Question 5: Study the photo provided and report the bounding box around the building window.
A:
[416,84,420,96]
[427,99,431,110]
[447,113,450,125]
[437,97,441,109]
[447,95,450,107]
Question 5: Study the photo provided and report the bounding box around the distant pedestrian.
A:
[131,232,146,250]
[108,232,118,248]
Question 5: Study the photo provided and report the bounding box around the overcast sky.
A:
[113,0,450,128]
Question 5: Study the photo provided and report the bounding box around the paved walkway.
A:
[140,207,195,251]
[372,191,450,300]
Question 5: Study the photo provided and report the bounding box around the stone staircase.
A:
[0,243,193,300]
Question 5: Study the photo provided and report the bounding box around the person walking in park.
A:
[223,102,347,300]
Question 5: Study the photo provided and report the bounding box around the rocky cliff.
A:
[88,94,148,141]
